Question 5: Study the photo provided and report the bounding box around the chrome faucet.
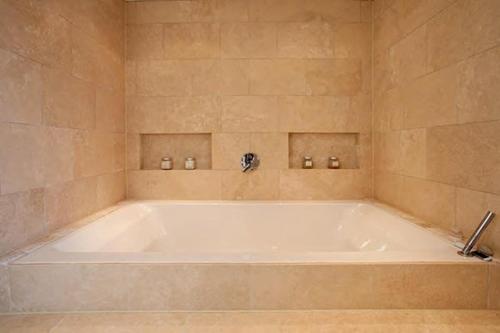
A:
[458,211,496,260]
[241,153,259,172]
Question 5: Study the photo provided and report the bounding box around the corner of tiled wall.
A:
[0,0,126,257]
[372,0,500,256]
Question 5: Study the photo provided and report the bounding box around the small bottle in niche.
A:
[160,156,173,170]
[302,156,313,169]
[328,156,340,169]
[184,157,196,170]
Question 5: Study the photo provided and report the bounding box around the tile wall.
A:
[126,0,373,200]
[373,0,500,254]
[0,0,126,256]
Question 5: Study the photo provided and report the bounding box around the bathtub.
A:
[9,201,489,312]
[17,201,472,264]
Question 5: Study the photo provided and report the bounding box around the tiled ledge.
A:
[2,262,490,312]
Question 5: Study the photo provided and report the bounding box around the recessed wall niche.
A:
[289,133,360,169]
[141,134,212,170]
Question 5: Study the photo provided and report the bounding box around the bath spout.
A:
[458,211,496,258]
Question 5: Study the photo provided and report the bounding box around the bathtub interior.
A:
[14,201,474,264]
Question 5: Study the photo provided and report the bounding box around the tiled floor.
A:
[0,310,500,332]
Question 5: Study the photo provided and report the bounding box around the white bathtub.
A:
[17,201,473,264]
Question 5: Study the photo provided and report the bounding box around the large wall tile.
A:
[126,24,163,60]
[399,129,426,179]
[42,67,96,130]
[0,264,9,312]
[127,1,192,24]
[96,88,125,133]
[128,96,220,134]
[402,64,459,129]
[425,1,467,72]
[163,23,220,59]
[136,60,192,96]
[398,177,456,229]
[221,170,280,200]
[457,46,500,123]
[278,96,354,132]
[221,23,277,58]
[277,21,334,58]
[221,96,279,132]
[0,189,45,256]
[463,0,500,56]
[0,124,45,194]
[248,60,306,95]
[0,49,42,125]
[426,121,500,195]
[279,170,370,200]
[305,59,361,96]
[96,172,125,211]
[212,133,250,170]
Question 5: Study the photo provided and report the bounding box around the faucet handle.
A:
[241,153,259,172]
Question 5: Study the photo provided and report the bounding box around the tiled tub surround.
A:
[0,0,126,257]
[0,201,495,312]
[373,1,500,258]
[126,0,373,200]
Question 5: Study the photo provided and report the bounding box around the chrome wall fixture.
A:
[458,211,496,260]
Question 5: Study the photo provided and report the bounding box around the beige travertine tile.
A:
[361,1,372,23]
[126,1,192,24]
[399,129,426,179]
[280,170,370,200]
[218,59,249,95]
[127,170,221,200]
[3,310,500,332]
[0,124,45,194]
[221,23,277,58]
[249,59,306,95]
[373,5,404,54]
[128,96,220,133]
[248,0,360,23]
[426,1,467,71]
[0,0,72,70]
[374,87,402,132]
[278,96,354,132]
[395,0,455,37]
[163,23,219,59]
[42,127,75,187]
[0,314,63,332]
[389,25,428,85]
[0,49,42,125]
[96,88,125,133]
[141,134,212,170]
[398,176,456,229]
[221,96,279,132]
[250,133,288,170]
[374,172,402,207]
[125,61,136,96]
[463,0,500,56]
[426,121,500,195]
[212,133,250,170]
[0,189,45,257]
[126,24,163,60]
[0,264,9,312]
[96,172,125,211]
[374,131,400,173]
[136,60,192,96]
[489,263,500,309]
[191,59,239,95]
[221,170,280,200]
[305,59,361,96]
[212,0,249,22]
[402,64,459,129]
[457,46,500,123]
[44,177,97,231]
[277,21,334,58]
[334,23,371,59]
[42,67,96,130]
[126,133,141,171]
